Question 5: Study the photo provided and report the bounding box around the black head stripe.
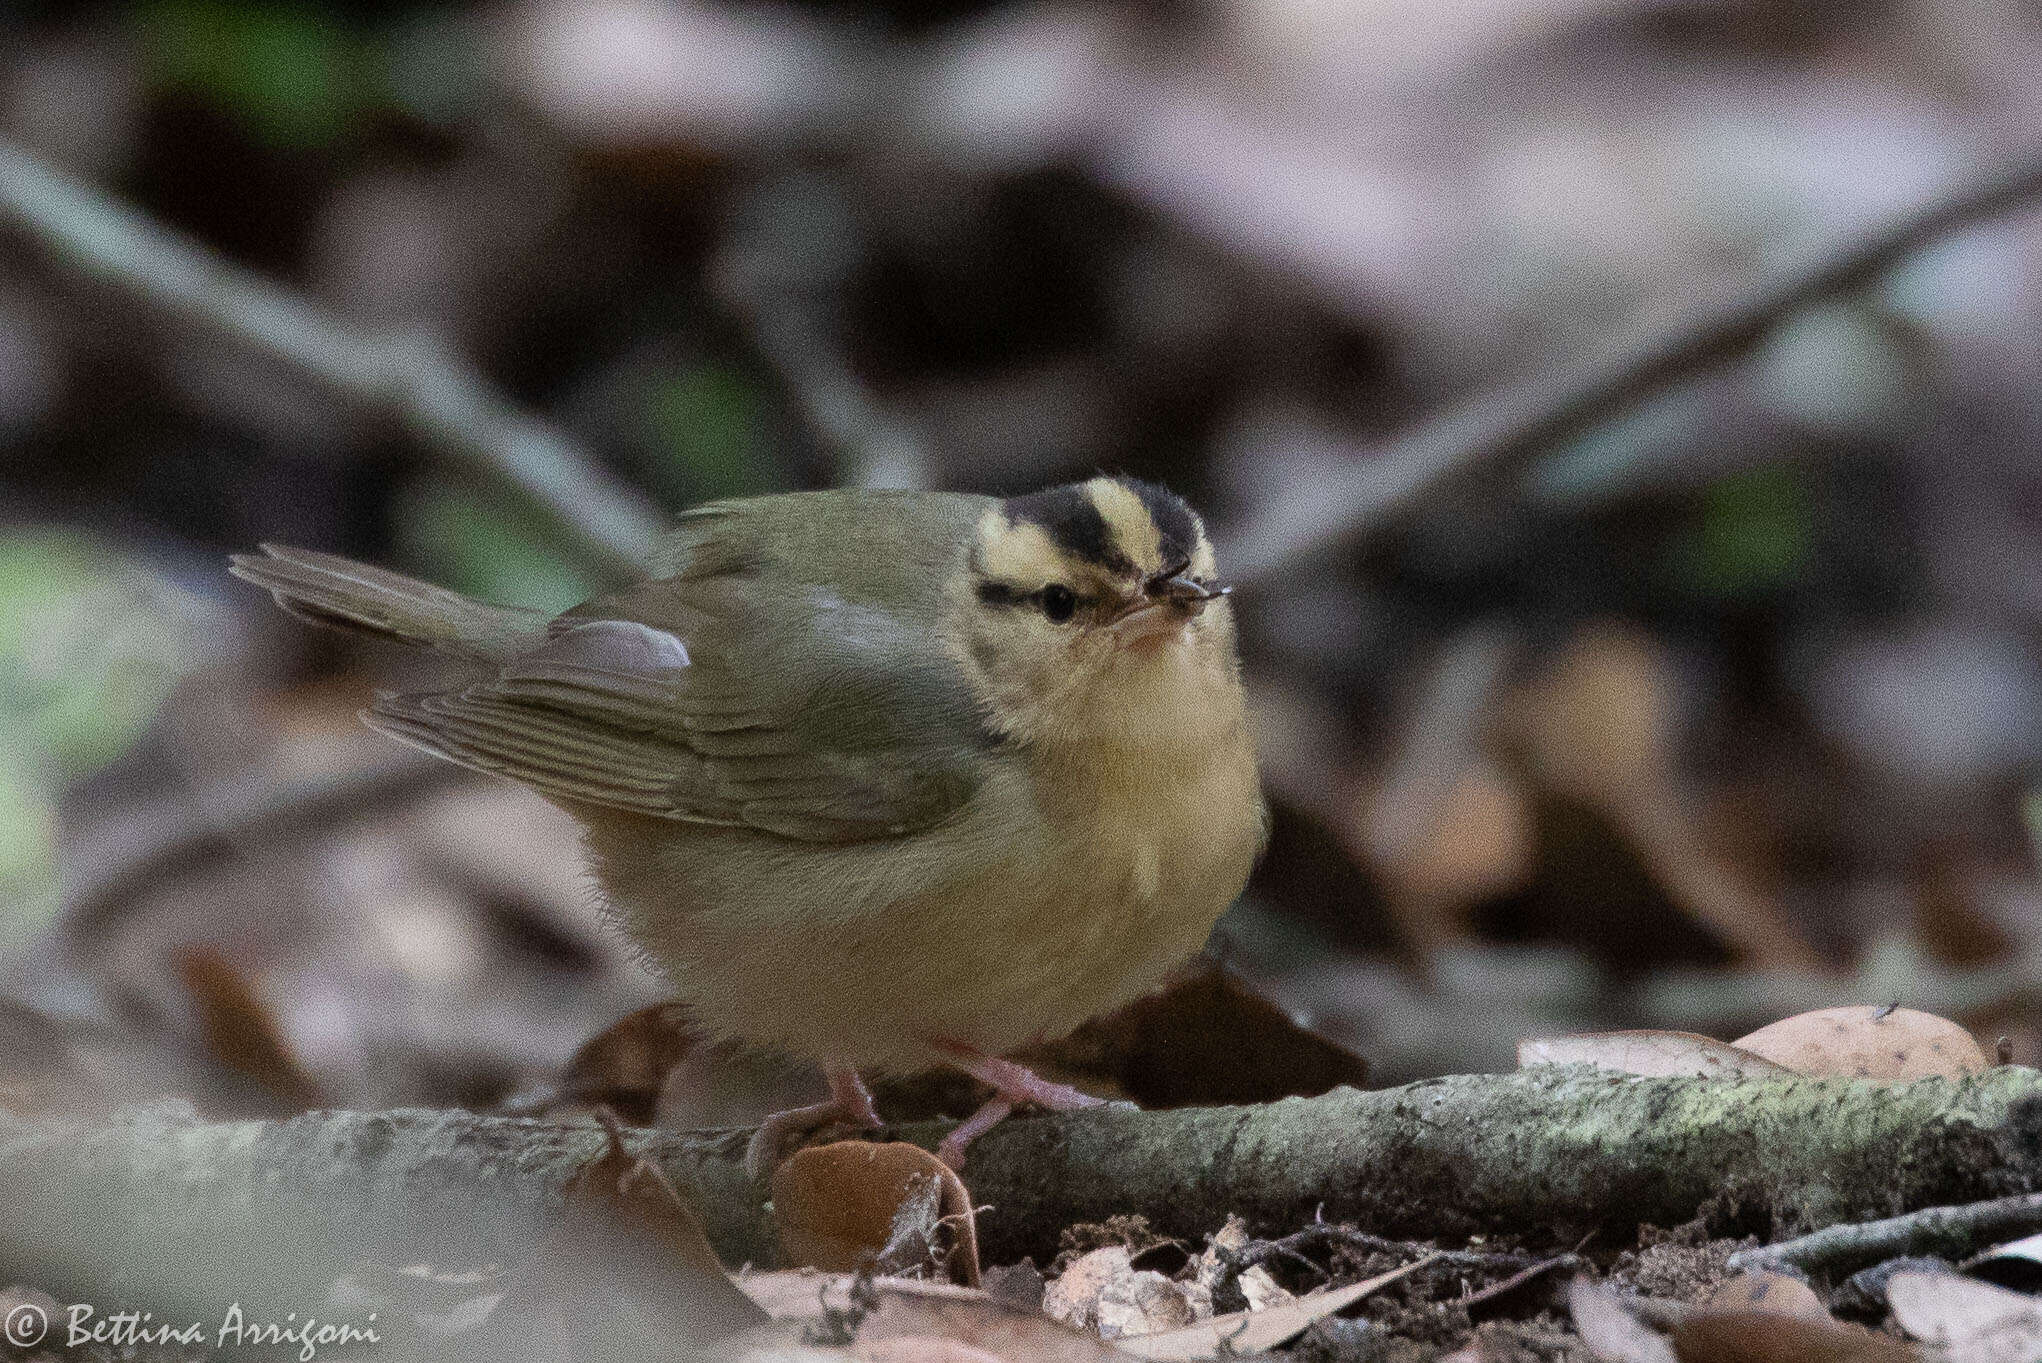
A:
[1002,485,1133,574]
[1126,478,1201,570]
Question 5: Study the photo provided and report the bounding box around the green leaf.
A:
[399,480,602,614]
[642,364,773,501]
[137,0,369,149]
[1674,465,1811,599]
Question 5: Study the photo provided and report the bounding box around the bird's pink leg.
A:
[744,1067,884,1178]
[932,1045,1108,1169]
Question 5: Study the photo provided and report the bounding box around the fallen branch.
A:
[1726,1192,2042,1279]
[1220,151,2042,586]
[0,137,663,580]
[8,1067,2042,1307]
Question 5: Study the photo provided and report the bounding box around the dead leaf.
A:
[1504,622,1821,972]
[1518,1031,1792,1079]
[734,1271,985,1323]
[554,1109,768,1346]
[855,1339,1004,1363]
[981,1261,1047,1313]
[1017,959,1368,1108]
[1367,757,1536,943]
[1702,1272,1831,1322]
[1570,1280,1679,1363]
[1112,1253,1441,1361]
[1671,1309,1920,1362]
[774,1142,979,1286]
[176,946,323,1109]
[552,1003,698,1123]
[1510,624,1670,802]
[1887,1270,2042,1360]
[857,1286,1129,1362]
[1238,1265,1292,1311]
[1045,1246,1195,1337]
[1733,1007,1989,1080]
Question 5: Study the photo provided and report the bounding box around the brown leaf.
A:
[1672,1309,1920,1362]
[1518,1031,1792,1079]
[1733,1007,1989,1080]
[1701,1272,1831,1322]
[1112,1253,1441,1361]
[1509,623,1671,803]
[176,946,323,1109]
[553,1003,699,1123]
[774,1142,979,1287]
[1018,959,1368,1108]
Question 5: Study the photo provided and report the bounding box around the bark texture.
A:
[6,1067,2041,1304]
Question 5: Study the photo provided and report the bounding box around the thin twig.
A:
[0,137,663,579]
[1726,1192,2042,1279]
[1242,1225,1547,1277]
[1220,151,2042,586]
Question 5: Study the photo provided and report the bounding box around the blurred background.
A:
[5,0,2042,1126]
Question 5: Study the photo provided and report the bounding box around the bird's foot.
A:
[932,1046,1111,1169]
[743,1067,883,1179]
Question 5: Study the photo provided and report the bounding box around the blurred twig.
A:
[62,756,461,946]
[0,137,662,579]
[1222,151,2042,585]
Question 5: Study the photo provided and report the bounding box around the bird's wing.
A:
[363,584,991,843]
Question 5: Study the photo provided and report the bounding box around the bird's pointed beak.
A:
[1111,571,1230,641]
[1151,573,1230,609]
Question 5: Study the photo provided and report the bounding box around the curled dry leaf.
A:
[1018,959,1368,1108]
[1044,1246,1205,1337]
[1518,1031,1792,1079]
[547,1002,698,1123]
[552,1111,770,1349]
[1887,1270,2042,1361]
[773,1141,980,1286]
[1734,1007,1990,1081]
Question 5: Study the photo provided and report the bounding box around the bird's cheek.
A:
[1111,607,1192,649]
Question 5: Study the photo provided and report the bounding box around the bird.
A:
[230,476,1266,1171]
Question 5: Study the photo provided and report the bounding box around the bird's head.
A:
[952,476,1239,750]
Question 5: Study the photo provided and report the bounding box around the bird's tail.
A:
[228,544,552,663]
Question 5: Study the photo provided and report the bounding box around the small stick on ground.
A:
[1727,1192,2042,1278]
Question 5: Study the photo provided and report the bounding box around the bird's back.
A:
[640,490,993,611]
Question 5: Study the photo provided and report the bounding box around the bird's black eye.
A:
[1040,584,1078,622]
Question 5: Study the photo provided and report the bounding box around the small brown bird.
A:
[232,476,1265,1169]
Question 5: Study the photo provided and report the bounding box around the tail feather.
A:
[228,544,551,662]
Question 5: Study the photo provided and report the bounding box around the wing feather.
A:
[362,563,988,842]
